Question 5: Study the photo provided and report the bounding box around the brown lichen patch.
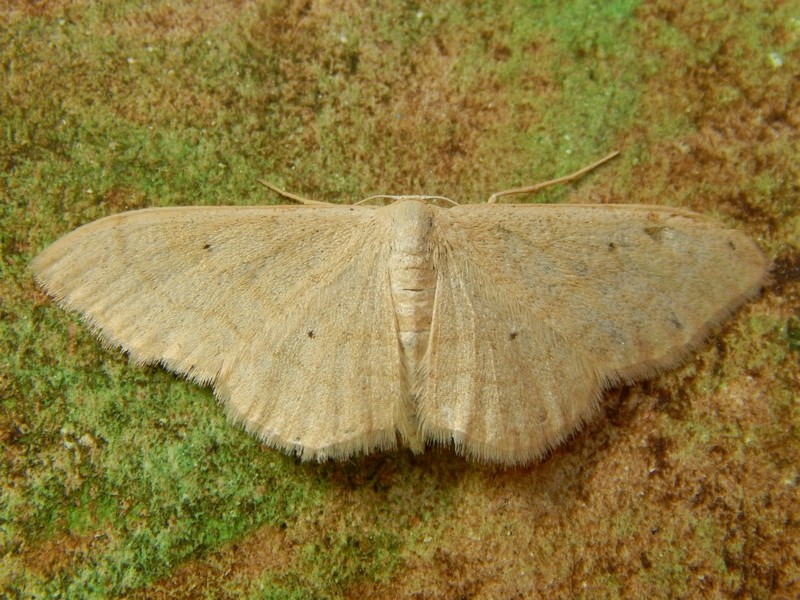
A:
[19,532,101,580]
[0,0,76,21]
[90,186,149,214]
[133,523,293,599]
[114,0,262,43]
[771,250,800,296]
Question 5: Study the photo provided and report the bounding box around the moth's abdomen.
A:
[390,251,436,375]
[386,201,438,385]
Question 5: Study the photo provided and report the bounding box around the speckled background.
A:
[2,1,798,598]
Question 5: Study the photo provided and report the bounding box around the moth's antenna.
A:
[258,180,334,206]
[487,151,620,204]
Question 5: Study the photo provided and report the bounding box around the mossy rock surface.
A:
[2,1,798,598]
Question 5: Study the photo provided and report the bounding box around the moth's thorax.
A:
[386,201,437,385]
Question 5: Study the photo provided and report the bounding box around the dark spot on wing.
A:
[644,226,666,242]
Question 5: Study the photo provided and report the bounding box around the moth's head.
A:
[356,194,458,208]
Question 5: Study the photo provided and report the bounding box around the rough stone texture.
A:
[2,1,797,598]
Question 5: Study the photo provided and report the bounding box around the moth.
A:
[32,155,769,465]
